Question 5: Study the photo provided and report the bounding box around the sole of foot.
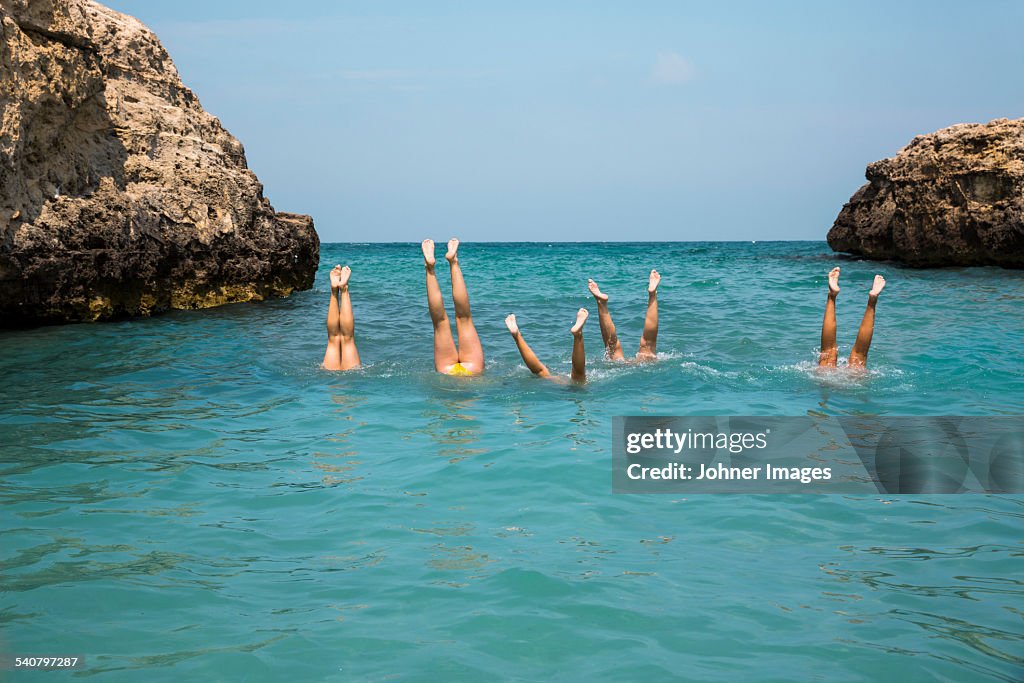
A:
[828,267,840,296]
[421,239,435,267]
[587,279,608,302]
[571,308,588,335]
[869,274,886,298]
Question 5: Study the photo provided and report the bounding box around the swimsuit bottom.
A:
[448,363,472,376]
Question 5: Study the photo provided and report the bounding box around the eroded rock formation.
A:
[0,0,318,325]
[828,118,1024,268]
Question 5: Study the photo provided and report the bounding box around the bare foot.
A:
[337,265,351,289]
[421,239,435,268]
[446,238,459,263]
[648,269,661,294]
[869,274,886,298]
[571,308,589,335]
[588,279,608,302]
[505,314,519,336]
[329,264,343,290]
[827,267,840,296]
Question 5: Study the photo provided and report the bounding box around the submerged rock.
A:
[0,0,318,326]
[827,118,1024,268]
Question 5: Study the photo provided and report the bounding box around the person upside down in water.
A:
[587,269,661,362]
[504,308,590,383]
[322,265,361,371]
[818,267,887,369]
[422,238,485,376]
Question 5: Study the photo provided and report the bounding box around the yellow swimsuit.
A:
[448,363,472,376]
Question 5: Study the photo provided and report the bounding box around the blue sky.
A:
[105,0,1024,242]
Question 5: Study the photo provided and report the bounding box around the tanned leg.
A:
[636,269,660,360]
[848,275,886,369]
[322,265,344,371]
[423,239,459,372]
[587,279,625,360]
[818,267,840,368]
[505,314,550,377]
[336,266,361,370]
[570,307,589,382]
[447,238,484,373]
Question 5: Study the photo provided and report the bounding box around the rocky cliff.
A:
[827,118,1024,268]
[0,0,318,326]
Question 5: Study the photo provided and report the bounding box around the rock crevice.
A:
[0,0,318,325]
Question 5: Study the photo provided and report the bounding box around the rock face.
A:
[0,0,318,326]
[828,118,1024,268]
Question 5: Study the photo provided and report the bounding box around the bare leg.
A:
[849,275,886,368]
[571,308,589,382]
[818,267,840,368]
[336,266,361,370]
[505,314,549,377]
[587,279,625,360]
[322,265,344,371]
[637,269,660,360]
[447,238,484,373]
[423,239,459,372]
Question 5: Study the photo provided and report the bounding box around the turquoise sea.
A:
[1,241,1023,681]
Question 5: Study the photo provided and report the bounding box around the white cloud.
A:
[651,52,696,85]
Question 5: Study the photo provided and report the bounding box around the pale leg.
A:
[818,267,840,368]
[636,269,660,360]
[587,279,625,360]
[848,275,886,368]
[447,238,484,373]
[570,308,589,382]
[505,314,549,377]
[337,267,361,370]
[423,240,459,372]
[322,265,344,371]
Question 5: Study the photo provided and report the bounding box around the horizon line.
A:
[318,238,832,244]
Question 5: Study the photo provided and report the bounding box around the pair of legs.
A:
[818,267,886,369]
[505,309,590,383]
[587,270,661,361]
[423,238,485,375]
[322,265,361,371]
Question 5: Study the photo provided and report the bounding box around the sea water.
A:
[1,241,1022,681]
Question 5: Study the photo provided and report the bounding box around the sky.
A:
[104,0,1024,242]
